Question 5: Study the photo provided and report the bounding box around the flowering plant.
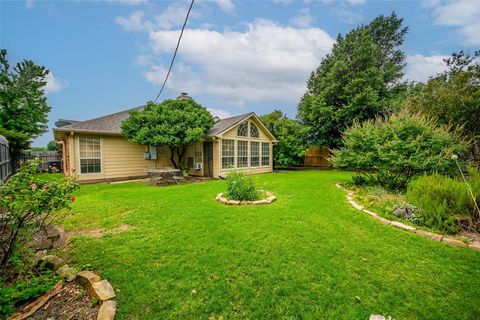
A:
[0,159,78,268]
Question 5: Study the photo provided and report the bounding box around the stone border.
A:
[216,190,276,205]
[9,251,117,320]
[335,183,480,251]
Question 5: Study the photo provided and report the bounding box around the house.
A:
[53,95,277,182]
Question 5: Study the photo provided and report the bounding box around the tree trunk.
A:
[169,146,179,169]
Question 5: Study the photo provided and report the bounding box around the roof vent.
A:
[177,92,191,100]
[213,116,220,122]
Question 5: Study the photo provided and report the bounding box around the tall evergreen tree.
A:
[298,13,408,148]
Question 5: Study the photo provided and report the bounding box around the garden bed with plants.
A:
[216,171,276,205]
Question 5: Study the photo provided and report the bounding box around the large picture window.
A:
[261,142,270,166]
[79,137,101,174]
[222,139,235,169]
[237,140,248,168]
[250,141,259,167]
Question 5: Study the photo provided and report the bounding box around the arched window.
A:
[237,121,248,137]
[250,122,259,138]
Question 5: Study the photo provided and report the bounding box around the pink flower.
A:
[31,184,37,191]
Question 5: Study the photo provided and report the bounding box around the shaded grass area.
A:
[60,171,480,319]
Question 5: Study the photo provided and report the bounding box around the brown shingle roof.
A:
[54,108,255,138]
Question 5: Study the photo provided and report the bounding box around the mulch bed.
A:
[29,281,99,320]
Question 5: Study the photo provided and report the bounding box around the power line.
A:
[153,0,195,103]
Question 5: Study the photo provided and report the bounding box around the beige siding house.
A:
[53,107,276,182]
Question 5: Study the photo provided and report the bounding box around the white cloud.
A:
[289,8,314,28]
[331,6,363,24]
[115,10,146,31]
[44,72,67,94]
[345,0,366,5]
[25,0,33,9]
[404,54,449,83]
[212,0,234,13]
[429,0,480,45]
[208,108,232,119]
[143,19,334,105]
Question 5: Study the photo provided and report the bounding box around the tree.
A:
[402,50,480,162]
[46,140,59,151]
[260,110,306,168]
[330,112,468,190]
[298,13,408,148]
[0,49,51,157]
[121,99,214,169]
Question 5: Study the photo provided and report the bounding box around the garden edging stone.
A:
[335,183,478,251]
[216,190,276,206]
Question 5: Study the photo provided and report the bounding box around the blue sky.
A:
[1,0,479,147]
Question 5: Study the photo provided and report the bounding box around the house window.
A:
[187,157,194,169]
[262,142,270,166]
[79,137,101,174]
[222,139,235,169]
[250,123,259,138]
[237,121,248,137]
[250,141,259,167]
[195,150,202,164]
[237,140,248,168]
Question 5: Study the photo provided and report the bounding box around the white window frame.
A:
[250,141,260,167]
[261,142,270,167]
[237,140,248,168]
[221,139,235,170]
[78,137,102,175]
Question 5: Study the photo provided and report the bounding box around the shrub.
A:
[0,160,78,270]
[331,112,468,190]
[225,171,257,201]
[406,166,480,233]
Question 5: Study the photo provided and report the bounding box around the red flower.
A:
[31,184,37,191]
[70,195,76,202]
[5,195,12,200]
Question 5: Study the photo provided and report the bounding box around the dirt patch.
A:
[459,230,480,247]
[67,224,133,240]
[29,281,99,320]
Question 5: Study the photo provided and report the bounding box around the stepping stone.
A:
[91,280,116,301]
[76,271,101,290]
[97,300,116,320]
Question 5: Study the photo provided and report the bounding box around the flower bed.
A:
[216,190,276,205]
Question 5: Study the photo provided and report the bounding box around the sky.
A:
[1,0,479,147]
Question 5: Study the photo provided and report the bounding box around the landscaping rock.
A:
[97,300,116,320]
[373,215,391,225]
[362,209,378,217]
[37,238,53,250]
[393,206,416,220]
[227,200,240,205]
[415,229,443,241]
[369,315,386,320]
[350,201,364,211]
[442,237,468,247]
[390,221,416,233]
[45,225,61,241]
[91,280,116,301]
[34,250,47,266]
[56,264,76,282]
[40,255,66,271]
[76,271,101,290]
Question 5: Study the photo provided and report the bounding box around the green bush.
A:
[225,171,258,201]
[331,112,468,190]
[406,166,480,233]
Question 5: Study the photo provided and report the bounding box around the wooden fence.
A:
[304,147,331,168]
[0,135,12,182]
[16,150,62,172]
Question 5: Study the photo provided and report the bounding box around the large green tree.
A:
[403,50,480,162]
[260,110,306,168]
[298,13,408,148]
[0,49,51,156]
[121,99,214,169]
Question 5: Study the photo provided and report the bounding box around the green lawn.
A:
[59,170,480,319]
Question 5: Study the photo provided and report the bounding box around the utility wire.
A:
[153,0,195,103]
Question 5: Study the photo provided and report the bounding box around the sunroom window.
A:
[261,142,270,166]
[250,141,259,167]
[79,137,101,174]
[237,121,248,137]
[222,139,235,169]
[237,140,248,168]
[250,122,259,138]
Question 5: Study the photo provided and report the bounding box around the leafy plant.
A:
[0,271,58,317]
[225,171,258,201]
[331,112,468,190]
[0,159,78,269]
[121,98,214,169]
[406,167,480,233]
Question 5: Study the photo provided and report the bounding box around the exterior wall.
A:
[185,141,204,177]
[66,134,171,182]
[217,117,274,177]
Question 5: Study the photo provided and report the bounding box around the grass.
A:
[58,170,480,319]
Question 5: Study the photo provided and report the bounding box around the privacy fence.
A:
[0,135,12,182]
[15,150,62,173]
[304,147,331,168]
